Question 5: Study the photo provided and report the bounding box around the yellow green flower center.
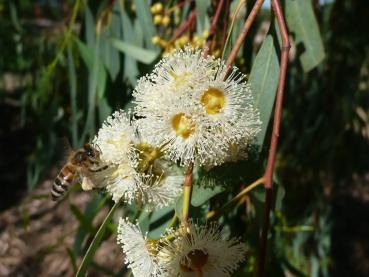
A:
[169,70,191,89]
[171,113,196,139]
[200,87,225,115]
[180,249,209,273]
[106,134,129,148]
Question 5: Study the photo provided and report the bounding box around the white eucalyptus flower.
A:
[194,66,261,144]
[104,154,183,210]
[157,221,248,276]
[136,104,229,167]
[150,46,221,92]
[117,218,163,277]
[134,46,261,167]
[93,110,136,165]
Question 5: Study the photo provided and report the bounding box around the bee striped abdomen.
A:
[52,165,77,201]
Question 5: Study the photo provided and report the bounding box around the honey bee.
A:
[51,143,108,201]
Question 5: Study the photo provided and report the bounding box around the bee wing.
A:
[81,176,95,191]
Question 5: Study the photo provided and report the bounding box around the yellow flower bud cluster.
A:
[151,2,171,26]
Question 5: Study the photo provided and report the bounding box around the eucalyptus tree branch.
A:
[204,0,225,56]
[206,177,264,220]
[256,0,290,275]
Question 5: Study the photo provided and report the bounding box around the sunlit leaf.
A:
[111,38,158,64]
[285,0,325,72]
[249,35,280,148]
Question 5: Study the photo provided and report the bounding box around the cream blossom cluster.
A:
[117,218,248,277]
[92,110,183,210]
[134,46,261,167]
[91,46,258,276]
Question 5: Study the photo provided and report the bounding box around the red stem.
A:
[220,0,231,49]
[256,0,290,276]
[173,10,196,39]
[204,0,225,56]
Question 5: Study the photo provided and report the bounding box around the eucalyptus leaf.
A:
[191,184,225,207]
[84,5,95,47]
[175,196,210,222]
[133,0,157,50]
[195,0,210,33]
[285,0,325,72]
[148,206,174,239]
[120,6,139,85]
[111,38,158,64]
[249,35,280,149]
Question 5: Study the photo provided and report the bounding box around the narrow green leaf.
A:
[70,204,95,232]
[66,248,78,273]
[111,38,158,64]
[195,0,210,33]
[84,5,95,47]
[133,0,157,50]
[67,46,78,147]
[285,0,325,72]
[120,5,139,85]
[76,37,107,101]
[75,38,93,70]
[249,35,280,148]
[100,9,121,81]
[73,194,108,255]
[76,201,119,277]
[148,206,174,239]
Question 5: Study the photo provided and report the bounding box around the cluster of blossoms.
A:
[89,46,260,276]
[117,218,248,277]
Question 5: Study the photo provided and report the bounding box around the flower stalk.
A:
[182,162,194,227]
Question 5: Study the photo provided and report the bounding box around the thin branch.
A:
[173,9,196,40]
[207,177,264,220]
[220,0,231,49]
[256,0,290,275]
[225,0,265,68]
[204,0,225,56]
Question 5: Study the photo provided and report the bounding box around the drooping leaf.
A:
[133,0,157,50]
[148,206,175,239]
[195,0,210,33]
[84,5,95,47]
[100,16,121,81]
[285,0,325,72]
[249,35,280,149]
[111,38,158,64]
[119,5,139,85]
[75,38,107,99]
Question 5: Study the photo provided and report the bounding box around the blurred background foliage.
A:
[0,0,368,276]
